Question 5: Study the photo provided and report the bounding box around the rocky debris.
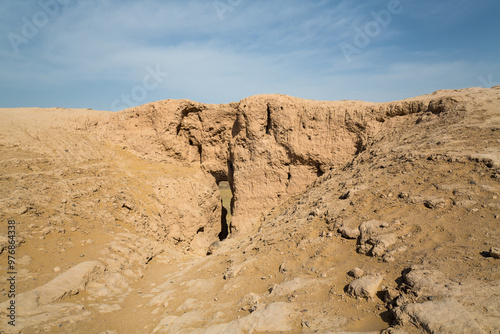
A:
[279,261,289,274]
[453,199,477,208]
[206,241,221,255]
[99,233,165,273]
[269,277,324,297]
[489,247,500,259]
[394,300,485,334]
[347,268,364,279]
[200,302,296,334]
[339,225,360,239]
[84,235,167,305]
[347,274,383,299]
[149,175,222,253]
[238,293,262,313]
[423,197,447,210]
[383,287,401,304]
[0,233,166,330]
[40,226,55,236]
[358,220,388,245]
[389,266,500,333]
[400,266,452,298]
[87,272,131,299]
[224,257,257,280]
[151,303,296,334]
[0,261,103,311]
[298,315,349,333]
[339,191,351,200]
[0,261,103,330]
[382,246,409,263]
[4,304,91,332]
[151,311,205,334]
[356,220,400,257]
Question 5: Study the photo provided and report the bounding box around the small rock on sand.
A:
[347,274,383,299]
[347,267,364,279]
[339,226,360,239]
[489,247,500,259]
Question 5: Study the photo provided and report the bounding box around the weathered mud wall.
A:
[102,91,472,237]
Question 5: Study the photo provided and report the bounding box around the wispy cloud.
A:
[0,0,499,110]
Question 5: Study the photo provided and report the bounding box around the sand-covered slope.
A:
[0,86,499,333]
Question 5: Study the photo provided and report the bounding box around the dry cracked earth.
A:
[0,86,499,333]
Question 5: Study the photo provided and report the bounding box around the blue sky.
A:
[0,0,499,111]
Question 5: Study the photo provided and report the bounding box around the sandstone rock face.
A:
[0,106,222,254]
[396,300,485,334]
[391,266,500,334]
[228,95,369,234]
[100,92,474,236]
[103,100,237,178]
[225,93,473,234]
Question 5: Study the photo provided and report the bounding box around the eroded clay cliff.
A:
[99,90,477,237]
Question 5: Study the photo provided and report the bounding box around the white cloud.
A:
[0,0,499,110]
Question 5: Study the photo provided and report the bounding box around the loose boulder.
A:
[347,274,383,299]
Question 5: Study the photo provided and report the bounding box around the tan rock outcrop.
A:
[98,90,477,237]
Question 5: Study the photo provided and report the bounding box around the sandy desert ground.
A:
[1,86,499,333]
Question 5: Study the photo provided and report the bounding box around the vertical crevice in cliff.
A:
[227,158,236,234]
[219,205,229,241]
[354,137,365,155]
[218,180,232,240]
[266,104,272,135]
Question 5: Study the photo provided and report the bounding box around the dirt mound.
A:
[0,86,499,333]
